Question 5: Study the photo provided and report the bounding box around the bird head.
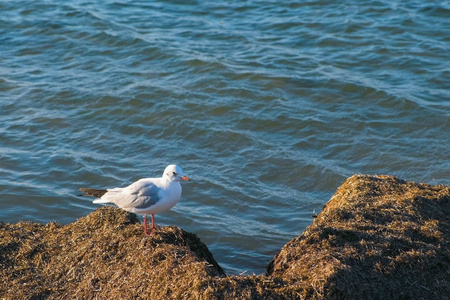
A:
[163,164,190,182]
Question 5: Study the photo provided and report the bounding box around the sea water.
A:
[0,0,449,274]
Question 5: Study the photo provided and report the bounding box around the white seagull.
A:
[80,164,190,235]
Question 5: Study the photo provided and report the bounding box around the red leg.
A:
[144,215,149,235]
[151,214,157,230]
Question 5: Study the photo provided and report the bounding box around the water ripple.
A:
[1,0,449,275]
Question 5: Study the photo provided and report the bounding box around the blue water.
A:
[1,0,449,274]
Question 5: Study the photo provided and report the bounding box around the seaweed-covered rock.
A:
[0,206,224,299]
[267,175,450,299]
[1,175,449,299]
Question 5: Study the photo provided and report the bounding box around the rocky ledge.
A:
[1,175,449,299]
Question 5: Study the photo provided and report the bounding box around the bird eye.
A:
[173,172,177,175]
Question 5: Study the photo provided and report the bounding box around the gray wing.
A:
[107,179,161,210]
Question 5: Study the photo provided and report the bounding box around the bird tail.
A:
[79,188,108,199]
[92,198,113,204]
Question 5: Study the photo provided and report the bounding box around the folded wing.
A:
[105,179,162,211]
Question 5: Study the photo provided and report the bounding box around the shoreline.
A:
[1,175,449,299]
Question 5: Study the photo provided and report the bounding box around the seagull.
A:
[80,164,190,235]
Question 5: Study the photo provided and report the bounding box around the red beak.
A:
[180,176,190,181]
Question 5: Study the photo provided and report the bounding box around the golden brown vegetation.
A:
[267,175,450,299]
[1,175,449,299]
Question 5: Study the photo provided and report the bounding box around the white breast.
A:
[135,181,182,215]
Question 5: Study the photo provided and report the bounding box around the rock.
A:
[1,175,448,299]
[0,206,224,299]
[267,175,450,299]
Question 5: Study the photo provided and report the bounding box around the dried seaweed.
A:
[1,175,449,299]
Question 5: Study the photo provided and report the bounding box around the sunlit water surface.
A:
[1,0,449,274]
